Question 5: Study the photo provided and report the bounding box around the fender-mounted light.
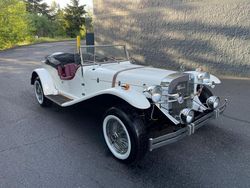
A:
[179,108,195,124]
[206,96,220,109]
[147,85,162,103]
[152,93,162,103]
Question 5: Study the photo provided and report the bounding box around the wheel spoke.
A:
[35,80,43,104]
[116,138,128,153]
[113,138,128,154]
[106,117,129,155]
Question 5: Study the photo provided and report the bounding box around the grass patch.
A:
[18,37,73,45]
[1,37,74,51]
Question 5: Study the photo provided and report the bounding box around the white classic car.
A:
[31,44,227,163]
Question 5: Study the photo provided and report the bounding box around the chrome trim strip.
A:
[167,96,191,103]
[111,66,144,87]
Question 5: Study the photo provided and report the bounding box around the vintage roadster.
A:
[31,44,227,163]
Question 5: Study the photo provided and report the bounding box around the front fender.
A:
[103,87,151,109]
[185,71,221,84]
[209,74,221,84]
[62,87,151,110]
[31,68,58,95]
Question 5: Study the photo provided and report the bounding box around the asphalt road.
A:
[0,41,250,188]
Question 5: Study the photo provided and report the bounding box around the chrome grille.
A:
[161,73,193,119]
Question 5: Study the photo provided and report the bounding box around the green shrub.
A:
[0,0,30,49]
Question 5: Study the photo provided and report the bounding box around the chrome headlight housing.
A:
[179,108,195,124]
[206,96,220,109]
[146,85,162,103]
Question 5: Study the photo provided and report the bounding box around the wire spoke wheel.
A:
[34,80,44,104]
[103,107,147,163]
[103,115,131,160]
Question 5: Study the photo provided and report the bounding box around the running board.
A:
[46,94,73,106]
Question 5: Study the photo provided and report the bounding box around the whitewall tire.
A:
[102,106,148,163]
[103,115,132,160]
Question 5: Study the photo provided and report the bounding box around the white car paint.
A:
[62,87,151,109]
[185,71,221,85]
[33,68,58,95]
[34,60,221,112]
[32,43,224,125]
[84,61,177,94]
[43,64,84,99]
[34,62,152,109]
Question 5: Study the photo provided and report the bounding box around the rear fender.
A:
[31,68,58,95]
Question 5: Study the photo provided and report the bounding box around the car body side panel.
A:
[62,87,151,109]
[83,62,177,94]
[32,66,150,109]
[42,64,84,99]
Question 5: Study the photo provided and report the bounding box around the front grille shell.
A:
[161,73,194,120]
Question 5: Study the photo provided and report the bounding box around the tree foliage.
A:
[25,0,65,37]
[28,14,53,37]
[25,0,51,17]
[50,0,60,20]
[0,0,90,50]
[64,0,87,38]
[0,0,30,49]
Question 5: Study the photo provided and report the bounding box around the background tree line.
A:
[0,0,91,50]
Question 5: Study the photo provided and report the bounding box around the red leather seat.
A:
[57,63,80,80]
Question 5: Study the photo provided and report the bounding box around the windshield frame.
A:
[79,44,129,66]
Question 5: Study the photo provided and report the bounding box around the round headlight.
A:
[179,108,195,124]
[147,85,162,103]
[152,93,161,103]
[206,96,220,109]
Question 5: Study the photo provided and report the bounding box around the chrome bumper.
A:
[149,99,228,151]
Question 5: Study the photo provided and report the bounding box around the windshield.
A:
[80,45,129,64]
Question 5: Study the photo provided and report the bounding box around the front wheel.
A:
[102,106,148,163]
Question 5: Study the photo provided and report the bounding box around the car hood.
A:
[91,62,177,88]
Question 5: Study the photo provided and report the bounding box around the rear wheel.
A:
[102,106,148,163]
[34,77,52,107]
